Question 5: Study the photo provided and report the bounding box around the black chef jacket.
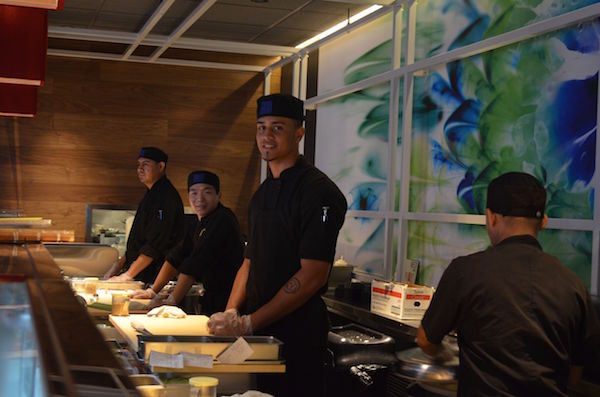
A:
[125,175,184,284]
[421,235,600,396]
[244,156,347,348]
[166,203,244,315]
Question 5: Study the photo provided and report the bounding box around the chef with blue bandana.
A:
[105,147,185,284]
[207,94,347,397]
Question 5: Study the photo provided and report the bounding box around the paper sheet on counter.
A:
[216,337,254,364]
[148,350,213,369]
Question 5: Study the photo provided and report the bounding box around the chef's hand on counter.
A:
[146,293,177,310]
[131,288,156,299]
[207,308,252,336]
[107,272,133,282]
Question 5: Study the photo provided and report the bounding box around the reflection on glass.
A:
[0,282,45,397]
[410,20,598,218]
[337,217,385,278]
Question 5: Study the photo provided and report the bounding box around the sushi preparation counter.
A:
[109,314,285,375]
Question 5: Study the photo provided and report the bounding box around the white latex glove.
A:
[108,273,133,282]
[131,288,156,299]
[207,308,252,336]
[146,305,186,318]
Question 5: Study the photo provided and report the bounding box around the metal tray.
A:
[138,335,283,363]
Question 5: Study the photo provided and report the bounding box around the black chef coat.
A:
[125,175,184,284]
[245,155,347,347]
[166,203,244,315]
[421,235,600,396]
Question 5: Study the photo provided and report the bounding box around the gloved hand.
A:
[207,308,252,336]
[131,288,156,299]
[108,273,133,282]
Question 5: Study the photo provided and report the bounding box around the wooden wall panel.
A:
[0,56,281,241]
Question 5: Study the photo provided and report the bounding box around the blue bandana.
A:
[188,170,220,193]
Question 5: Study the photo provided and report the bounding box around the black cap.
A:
[257,94,304,121]
[486,172,546,219]
[139,147,168,163]
[188,170,220,193]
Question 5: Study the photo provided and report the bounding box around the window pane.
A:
[316,83,391,212]
[415,0,599,61]
[318,13,393,94]
[407,221,592,290]
[337,216,385,278]
[409,20,598,218]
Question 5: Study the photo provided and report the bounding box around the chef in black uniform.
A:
[132,170,244,315]
[105,147,185,284]
[417,172,600,396]
[207,94,347,397]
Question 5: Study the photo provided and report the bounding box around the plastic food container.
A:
[189,376,218,397]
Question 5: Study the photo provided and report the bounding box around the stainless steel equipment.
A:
[326,323,397,397]
[45,242,119,277]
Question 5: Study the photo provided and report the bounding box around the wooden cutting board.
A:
[109,314,210,350]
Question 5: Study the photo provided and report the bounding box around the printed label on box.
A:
[370,279,434,321]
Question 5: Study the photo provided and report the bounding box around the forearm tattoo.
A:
[284,277,301,294]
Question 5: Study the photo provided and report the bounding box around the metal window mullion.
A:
[260,70,272,183]
[396,0,416,281]
[592,69,600,295]
[298,53,309,155]
[383,1,406,280]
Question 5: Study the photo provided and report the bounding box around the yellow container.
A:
[189,376,218,397]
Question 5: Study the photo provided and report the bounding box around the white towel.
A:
[146,305,186,318]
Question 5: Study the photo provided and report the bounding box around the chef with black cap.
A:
[417,171,600,396]
[105,147,185,284]
[131,170,244,315]
[207,94,347,397]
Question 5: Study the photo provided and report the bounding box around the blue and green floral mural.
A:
[316,1,598,287]
[410,19,598,218]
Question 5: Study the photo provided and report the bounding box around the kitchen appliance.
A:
[325,323,397,397]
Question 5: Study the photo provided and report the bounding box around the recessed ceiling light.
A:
[251,0,268,3]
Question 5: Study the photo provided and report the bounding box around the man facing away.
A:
[207,94,347,397]
[417,171,600,396]
[105,147,184,284]
[132,170,244,315]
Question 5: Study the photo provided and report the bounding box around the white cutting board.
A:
[109,314,210,350]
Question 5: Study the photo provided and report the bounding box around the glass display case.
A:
[85,204,137,257]
[0,281,46,397]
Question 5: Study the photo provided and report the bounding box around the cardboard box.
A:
[370,279,434,321]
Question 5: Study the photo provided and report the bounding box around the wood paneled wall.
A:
[0,56,280,240]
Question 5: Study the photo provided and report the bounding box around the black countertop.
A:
[323,284,419,350]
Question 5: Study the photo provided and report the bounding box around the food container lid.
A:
[189,376,219,387]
